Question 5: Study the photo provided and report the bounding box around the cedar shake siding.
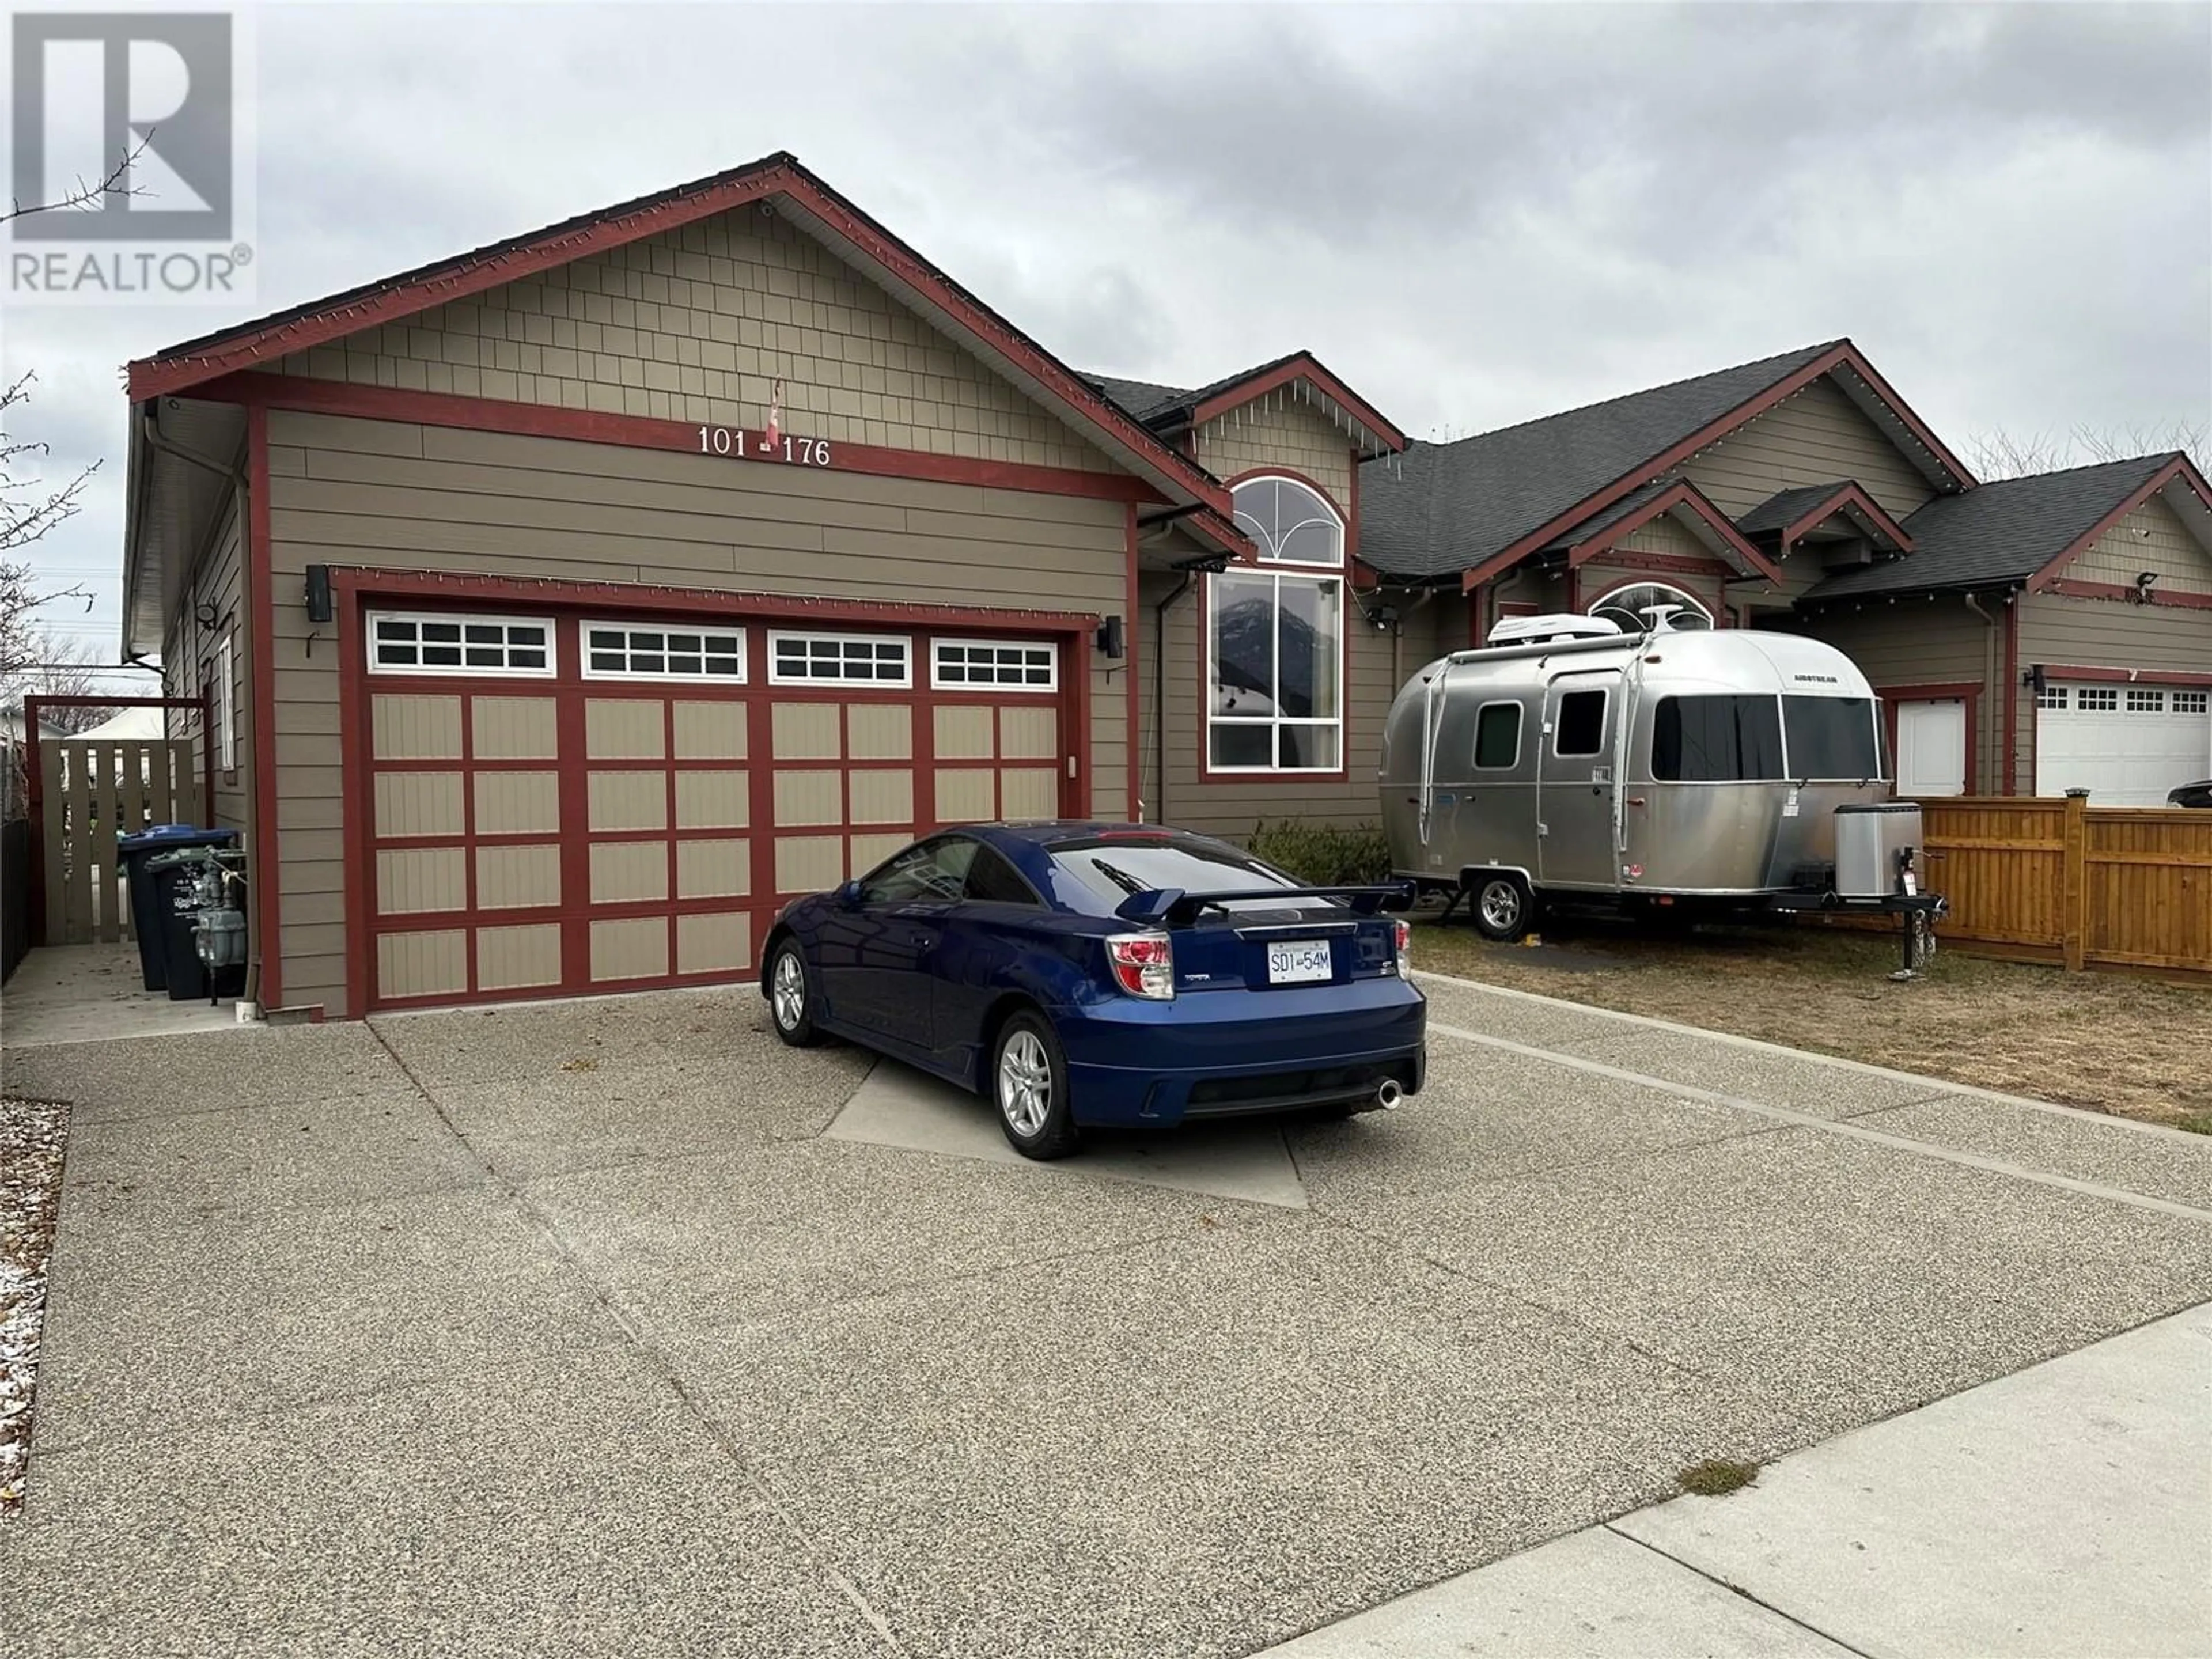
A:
[2012,592,2212,793]
[263,408,1131,1015]
[1191,398,1354,509]
[160,490,253,838]
[1138,390,1392,838]
[271,206,1118,477]
[1789,598,2005,793]
[1577,512,1732,622]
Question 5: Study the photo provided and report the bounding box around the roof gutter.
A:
[119,402,151,659]
[124,406,249,660]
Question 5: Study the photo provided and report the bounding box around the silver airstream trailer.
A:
[1380,614,1894,939]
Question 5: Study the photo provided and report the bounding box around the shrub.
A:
[1247,820,1393,887]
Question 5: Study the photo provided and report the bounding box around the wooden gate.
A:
[24,697,213,948]
[34,740,205,944]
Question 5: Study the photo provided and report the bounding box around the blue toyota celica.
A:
[760,822,1426,1158]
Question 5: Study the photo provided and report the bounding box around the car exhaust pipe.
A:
[1375,1078,1403,1111]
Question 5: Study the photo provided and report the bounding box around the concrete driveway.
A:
[4,972,2209,1658]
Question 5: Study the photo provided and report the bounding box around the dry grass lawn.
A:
[1412,915,2212,1128]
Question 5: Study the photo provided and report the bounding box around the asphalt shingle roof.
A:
[1734,482,1862,537]
[1083,354,1307,430]
[1803,454,2180,600]
[1355,340,1843,580]
[1085,374,1195,425]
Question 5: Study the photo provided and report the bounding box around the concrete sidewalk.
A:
[1264,1300,2212,1658]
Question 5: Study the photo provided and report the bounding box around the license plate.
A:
[1266,940,1333,984]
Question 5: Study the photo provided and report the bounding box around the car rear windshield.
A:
[1781,696,1880,780]
[1651,695,1785,782]
[1047,835,1294,909]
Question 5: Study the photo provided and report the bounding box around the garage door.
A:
[357,609,1073,1009]
[2034,681,2211,806]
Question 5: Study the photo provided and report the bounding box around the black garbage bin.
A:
[119,826,238,990]
[146,847,249,1002]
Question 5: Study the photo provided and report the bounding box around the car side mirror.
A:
[834,879,865,908]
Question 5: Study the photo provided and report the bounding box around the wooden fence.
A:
[1913,794,2210,977]
[34,738,205,946]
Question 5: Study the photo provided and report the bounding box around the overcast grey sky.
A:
[8,0,2209,672]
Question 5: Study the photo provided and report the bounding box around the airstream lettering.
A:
[1380,616,1896,940]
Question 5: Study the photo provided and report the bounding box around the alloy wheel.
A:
[771,950,806,1031]
[998,1029,1052,1137]
[1480,880,1522,933]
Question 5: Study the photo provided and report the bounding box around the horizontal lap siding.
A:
[2014,593,2212,793]
[1133,406,1388,836]
[1138,570,1396,840]
[272,205,1115,475]
[2068,496,2211,593]
[266,409,1127,1016]
[160,491,252,834]
[1682,378,1941,606]
[1787,598,2001,791]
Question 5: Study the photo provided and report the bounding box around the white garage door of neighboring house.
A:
[1895,699,1967,797]
[2035,682,2212,806]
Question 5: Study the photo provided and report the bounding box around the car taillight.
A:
[1393,918,1411,979]
[1106,933,1175,1000]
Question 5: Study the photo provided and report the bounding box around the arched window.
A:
[1588,581,1713,633]
[1232,475,1344,566]
[1209,476,1346,772]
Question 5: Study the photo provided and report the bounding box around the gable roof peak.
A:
[1441,338,1848,451]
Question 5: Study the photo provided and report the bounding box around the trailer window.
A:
[1651,695,1784,782]
[1782,696,1880,780]
[1473,702,1522,770]
[1555,690,1607,757]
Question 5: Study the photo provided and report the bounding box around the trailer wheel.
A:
[1469,873,1533,942]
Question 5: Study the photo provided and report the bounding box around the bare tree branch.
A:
[1,375,105,683]
[1964,421,2211,482]
[1,373,101,558]
[1,633,125,732]
[1,134,151,225]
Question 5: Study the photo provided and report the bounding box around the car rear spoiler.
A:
[1113,881,1414,927]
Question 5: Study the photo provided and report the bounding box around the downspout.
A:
[1152,573,1196,828]
[1963,592,1998,795]
[145,410,260,1006]
[1389,587,1438,689]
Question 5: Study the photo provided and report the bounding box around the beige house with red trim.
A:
[118,153,2211,1018]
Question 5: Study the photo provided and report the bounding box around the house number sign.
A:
[695,377,831,468]
[696,426,832,467]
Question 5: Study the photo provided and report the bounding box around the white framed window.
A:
[368,612,554,677]
[1232,474,1344,566]
[2125,688,2165,714]
[1207,567,1344,772]
[582,621,744,682]
[2075,685,2119,711]
[214,634,236,772]
[931,638,1057,692]
[767,630,912,687]
[1588,580,1713,631]
[2172,690,2208,715]
[2036,685,2069,710]
[1209,476,1347,772]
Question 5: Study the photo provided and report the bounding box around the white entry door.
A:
[2035,683,2211,805]
[1895,699,1967,797]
